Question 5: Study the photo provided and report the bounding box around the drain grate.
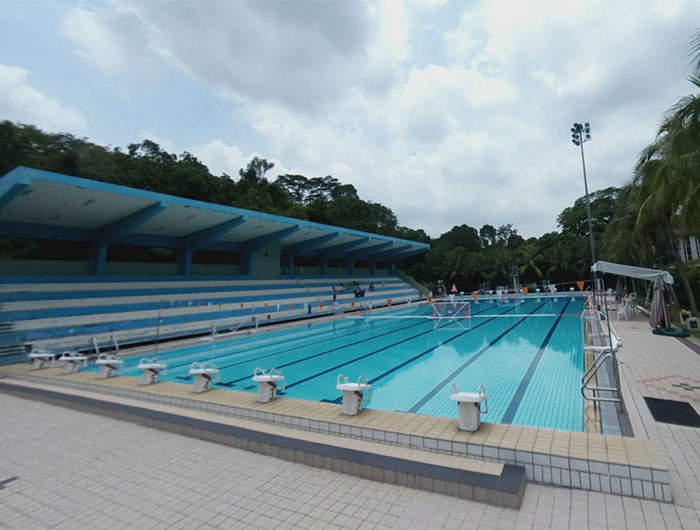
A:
[644,397,700,428]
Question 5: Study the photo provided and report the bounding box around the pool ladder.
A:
[580,296,621,405]
[581,349,621,404]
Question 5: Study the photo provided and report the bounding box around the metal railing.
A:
[580,295,622,405]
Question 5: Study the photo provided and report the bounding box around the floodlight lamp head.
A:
[584,122,590,128]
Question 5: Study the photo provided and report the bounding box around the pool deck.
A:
[4,310,700,514]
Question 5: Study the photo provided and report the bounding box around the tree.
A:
[239,156,274,185]
[621,30,700,313]
[479,224,496,247]
[435,224,481,252]
[557,187,619,240]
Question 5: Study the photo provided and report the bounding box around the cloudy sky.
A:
[1,0,699,238]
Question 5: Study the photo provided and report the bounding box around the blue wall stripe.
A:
[499,299,572,424]
[407,302,547,413]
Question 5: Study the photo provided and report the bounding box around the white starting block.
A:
[450,383,488,431]
[188,361,220,393]
[60,352,89,374]
[95,353,124,379]
[336,374,372,416]
[137,358,167,385]
[27,350,57,370]
[252,367,285,402]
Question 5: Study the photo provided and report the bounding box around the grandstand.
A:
[0,167,429,363]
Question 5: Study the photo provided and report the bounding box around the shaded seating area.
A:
[0,275,422,363]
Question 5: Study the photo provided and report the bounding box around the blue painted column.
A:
[287,255,295,276]
[347,259,355,276]
[178,248,193,276]
[89,245,108,276]
[369,260,376,275]
[319,257,328,275]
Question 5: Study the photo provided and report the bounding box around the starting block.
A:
[252,367,285,402]
[95,353,124,379]
[188,362,220,393]
[137,358,167,385]
[28,350,57,370]
[60,352,89,374]
[336,374,372,416]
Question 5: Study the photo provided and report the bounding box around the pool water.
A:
[88,296,586,432]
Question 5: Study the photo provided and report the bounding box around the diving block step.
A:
[0,380,526,508]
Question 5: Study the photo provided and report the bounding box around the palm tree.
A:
[627,30,700,314]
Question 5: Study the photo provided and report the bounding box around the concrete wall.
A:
[250,243,281,280]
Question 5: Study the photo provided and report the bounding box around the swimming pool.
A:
[88,296,586,431]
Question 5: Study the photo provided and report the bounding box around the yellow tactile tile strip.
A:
[0,362,672,502]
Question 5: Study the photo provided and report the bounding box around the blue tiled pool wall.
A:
[85,297,586,431]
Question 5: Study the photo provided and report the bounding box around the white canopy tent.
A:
[591,260,674,285]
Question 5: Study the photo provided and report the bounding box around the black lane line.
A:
[407,301,548,413]
[323,304,521,403]
[212,313,415,372]
[215,319,428,387]
[220,302,500,388]
[500,298,572,424]
[150,314,386,372]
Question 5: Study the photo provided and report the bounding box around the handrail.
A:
[581,350,621,403]
[580,295,622,404]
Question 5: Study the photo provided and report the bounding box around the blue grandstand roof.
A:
[0,167,429,263]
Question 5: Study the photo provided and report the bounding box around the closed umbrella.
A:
[649,275,669,328]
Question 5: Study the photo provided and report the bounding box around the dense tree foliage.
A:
[599,30,700,313]
[0,119,618,292]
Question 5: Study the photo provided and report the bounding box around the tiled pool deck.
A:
[3,312,700,521]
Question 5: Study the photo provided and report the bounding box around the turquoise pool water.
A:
[88,296,586,431]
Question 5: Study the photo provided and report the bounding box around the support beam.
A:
[0,179,31,214]
[388,247,427,263]
[319,237,369,257]
[240,225,300,277]
[96,202,167,245]
[282,232,341,256]
[343,241,394,260]
[178,215,247,275]
[286,255,295,275]
[181,215,247,250]
[241,225,301,252]
[372,244,413,262]
[90,201,167,275]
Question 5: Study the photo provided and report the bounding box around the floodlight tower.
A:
[571,122,597,293]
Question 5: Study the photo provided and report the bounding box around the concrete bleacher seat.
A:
[0,276,423,362]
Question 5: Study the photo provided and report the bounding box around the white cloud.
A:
[0,65,87,133]
[62,1,403,113]
[192,139,292,180]
[51,0,700,239]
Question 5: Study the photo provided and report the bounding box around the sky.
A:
[1,0,699,239]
